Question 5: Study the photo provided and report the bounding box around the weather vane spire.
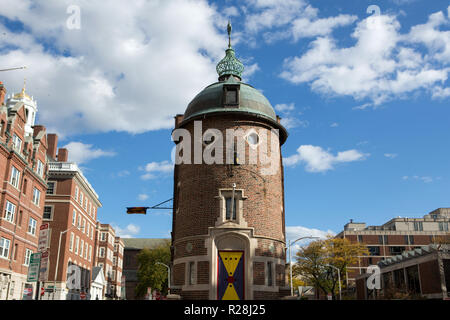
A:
[227,20,232,49]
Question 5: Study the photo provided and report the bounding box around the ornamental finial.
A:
[216,21,244,80]
[227,20,232,49]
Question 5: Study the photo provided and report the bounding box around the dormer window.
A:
[223,84,240,107]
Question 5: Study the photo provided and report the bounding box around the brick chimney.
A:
[174,114,184,127]
[57,148,69,162]
[47,134,58,159]
[33,125,46,137]
[0,82,6,106]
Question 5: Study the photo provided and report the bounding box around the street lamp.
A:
[155,262,170,296]
[323,264,341,300]
[288,236,320,296]
[53,225,84,300]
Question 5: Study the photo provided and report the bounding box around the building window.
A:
[409,235,414,245]
[24,249,32,266]
[368,246,380,256]
[46,181,55,195]
[10,166,20,188]
[189,261,195,285]
[89,246,92,262]
[23,179,27,194]
[80,240,84,257]
[389,246,405,255]
[439,222,449,232]
[75,186,79,201]
[225,197,237,220]
[413,221,423,231]
[84,198,87,210]
[75,237,79,254]
[83,219,86,234]
[17,210,22,227]
[28,218,37,235]
[383,235,389,245]
[79,192,83,205]
[72,210,76,226]
[84,243,88,259]
[36,160,44,178]
[223,85,239,106]
[12,134,22,151]
[0,238,11,259]
[69,233,74,252]
[99,247,105,258]
[4,201,16,223]
[32,188,41,206]
[101,233,106,241]
[267,262,273,286]
[357,235,363,243]
[77,215,81,229]
[43,206,52,220]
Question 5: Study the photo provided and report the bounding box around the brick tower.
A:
[171,22,289,300]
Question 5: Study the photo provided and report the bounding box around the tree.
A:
[135,240,171,298]
[293,236,369,299]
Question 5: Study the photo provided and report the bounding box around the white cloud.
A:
[281,8,450,107]
[286,225,334,255]
[0,0,228,136]
[140,160,173,180]
[330,122,339,127]
[402,175,435,183]
[138,194,149,201]
[274,102,308,129]
[112,223,141,238]
[63,142,116,164]
[284,145,369,172]
[275,103,295,112]
[384,153,398,158]
[244,0,356,43]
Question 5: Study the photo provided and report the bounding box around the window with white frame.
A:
[4,201,16,223]
[113,256,117,265]
[75,236,79,254]
[32,188,40,206]
[89,245,92,262]
[28,218,37,235]
[46,181,55,195]
[82,219,86,234]
[77,215,81,229]
[0,238,11,259]
[24,249,32,266]
[101,232,106,241]
[12,134,22,152]
[79,192,83,205]
[36,160,44,178]
[75,186,79,201]
[43,206,52,220]
[99,247,105,258]
[89,203,92,217]
[80,240,84,257]
[69,233,74,252]
[72,210,76,226]
[10,166,20,188]
[84,198,87,210]
[84,243,88,259]
[90,226,93,239]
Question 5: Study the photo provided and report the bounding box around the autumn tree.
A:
[293,236,368,299]
[135,240,171,298]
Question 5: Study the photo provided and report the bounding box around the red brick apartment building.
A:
[0,82,48,300]
[336,208,450,288]
[94,223,118,299]
[40,138,102,300]
[113,237,124,299]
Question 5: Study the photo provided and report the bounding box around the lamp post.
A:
[53,225,83,300]
[324,264,341,300]
[156,262,170,295]
[288,236,320,296]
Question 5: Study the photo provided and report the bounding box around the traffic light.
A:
[126,207,148,214]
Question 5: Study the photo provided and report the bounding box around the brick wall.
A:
[197,261,209,284]
[253,262,265,285]
[419,260,442,294]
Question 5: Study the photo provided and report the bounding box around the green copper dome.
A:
[180,22,288,144]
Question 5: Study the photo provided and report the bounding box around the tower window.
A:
[267,262,273,286]
[225,197,237,220]
[223,85,240,107]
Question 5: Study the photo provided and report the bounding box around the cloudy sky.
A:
[0,0,449,245]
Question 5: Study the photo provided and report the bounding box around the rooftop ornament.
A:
[216,21,244,80]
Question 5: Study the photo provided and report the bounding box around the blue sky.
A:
[0,0,449,244]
